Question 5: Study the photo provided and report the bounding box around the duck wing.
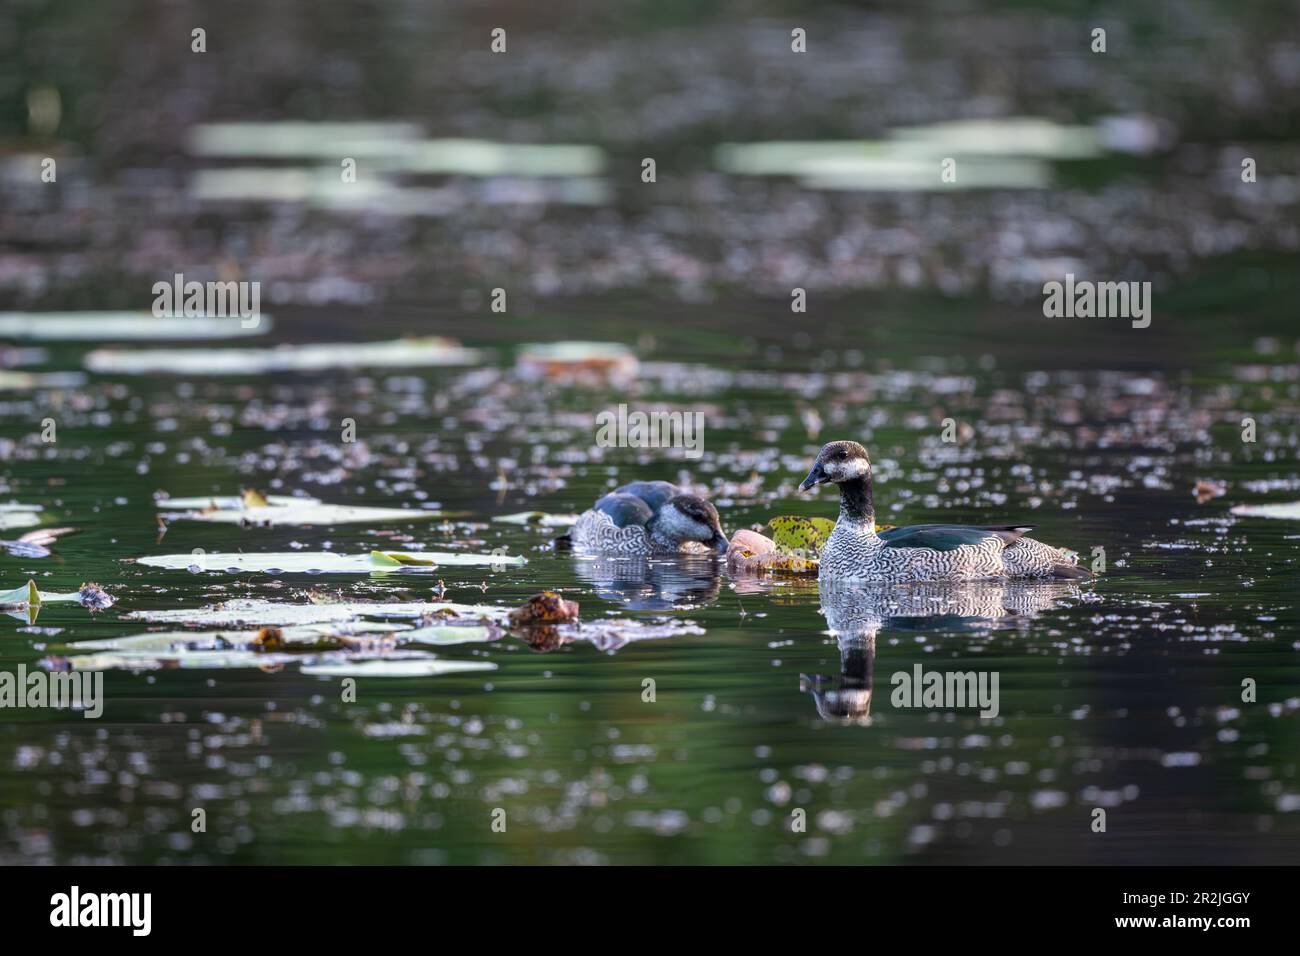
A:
[879,524,1033,552]
[593,492,656,529]
[612,480,683,515]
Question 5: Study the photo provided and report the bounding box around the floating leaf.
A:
[135,549,525,574]
[493,511,580,527]
[299,659,497,678]
[85,337,484,375]
[0,311,271,340]
[242,488,271,508]
[0,579,111,609]
[45,649,302,671]
[1231,502,1300,520]
[766,515,837,556]
[123,598,510,627]
[0,579,40,607]
[509,591,580,628]
[0,370,88,391]
[161,500,442,527]
[61,622,408,653]
[369,551,438,567]
[0,503,42,532]
[403,624,500,646]
[158,494,319,510]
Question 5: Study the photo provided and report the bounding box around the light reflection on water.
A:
[1,293,1298,865]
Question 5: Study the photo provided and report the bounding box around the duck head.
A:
[799,440,870,491]
[656,494,729,552]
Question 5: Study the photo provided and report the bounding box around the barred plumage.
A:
[800,440,1093,584]
[570,482,728,556]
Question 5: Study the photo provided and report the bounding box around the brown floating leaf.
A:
[251,626,284,652]
[242,488,271,509]
[1194,479,1227,504]
[726,529,818,575]
[508,591,580,628]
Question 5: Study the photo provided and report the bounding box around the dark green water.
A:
[2,266,1298,865]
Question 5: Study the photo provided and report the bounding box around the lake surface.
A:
[2,0,1299,867]
[2,274,1298,865]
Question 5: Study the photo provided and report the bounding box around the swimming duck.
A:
[799,441,1093,583]
[570,480,728,555]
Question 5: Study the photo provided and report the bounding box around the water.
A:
[2,274,1298,865]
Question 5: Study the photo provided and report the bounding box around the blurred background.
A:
[2,0,1298,317]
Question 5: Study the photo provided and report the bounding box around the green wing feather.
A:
[879,524,1029,552]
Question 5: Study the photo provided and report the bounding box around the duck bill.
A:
[799,463,828,492]
[711,529,730,553]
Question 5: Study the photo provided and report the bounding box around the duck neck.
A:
[837,475,875,529]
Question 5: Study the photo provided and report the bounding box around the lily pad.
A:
[1230,502,1300,520]
[299,659,497,678]
[766,515,837,557]
[0,580,113,609]
[160,499,443,527]
[0,312,271,341]
[403,624,500,646]
[135,549,525,574]
[0,503,42,532]
[122,599,510,627]
[493,511,580,527]
[64,621,409,653]
[158,494,320,510]
[46,649,302,671]
[85,337,484,375]
[0,370,88,391]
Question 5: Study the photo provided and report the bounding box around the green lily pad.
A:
[766,515,837,557]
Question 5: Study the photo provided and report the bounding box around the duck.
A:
[570,480,728,556]
[799,441,1093,583]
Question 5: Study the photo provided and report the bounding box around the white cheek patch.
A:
[659,506,712,541]
[828,458,870,481]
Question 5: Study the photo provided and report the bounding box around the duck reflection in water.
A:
[802,580,1086,723]
[570,554,722,611]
